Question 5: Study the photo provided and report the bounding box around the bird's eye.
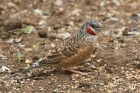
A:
[90,24,96,28]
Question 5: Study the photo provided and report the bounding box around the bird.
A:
[22,19,103,75]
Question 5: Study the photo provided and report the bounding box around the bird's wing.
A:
[38,37,82,64]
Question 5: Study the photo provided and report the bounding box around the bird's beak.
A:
[98,22,104,31]
[96,26,104,31]
[100,25,104,29]
[100,24,104,29]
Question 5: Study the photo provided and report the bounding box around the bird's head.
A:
[78,19,103,40]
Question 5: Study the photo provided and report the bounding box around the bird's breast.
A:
[59,42,96,68]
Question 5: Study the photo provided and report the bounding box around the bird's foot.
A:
[67,69,90,75]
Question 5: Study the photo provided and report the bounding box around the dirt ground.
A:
[0,0,140,93]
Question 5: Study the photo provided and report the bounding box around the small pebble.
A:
[34,9,43,15]
[25,59,31,64]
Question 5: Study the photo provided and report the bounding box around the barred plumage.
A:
[22,19,103,75]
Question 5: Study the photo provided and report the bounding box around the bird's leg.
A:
[67,68,90,75]
[63,66,90,75]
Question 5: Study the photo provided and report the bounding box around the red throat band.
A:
[86,27,96,35]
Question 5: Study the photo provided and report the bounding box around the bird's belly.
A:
[59,45,96,68]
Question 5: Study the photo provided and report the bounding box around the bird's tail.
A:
[22,62,40,74]
[22,58,44,74]
[22,57,59,74]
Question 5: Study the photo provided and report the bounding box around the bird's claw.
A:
[67,69,91,75]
